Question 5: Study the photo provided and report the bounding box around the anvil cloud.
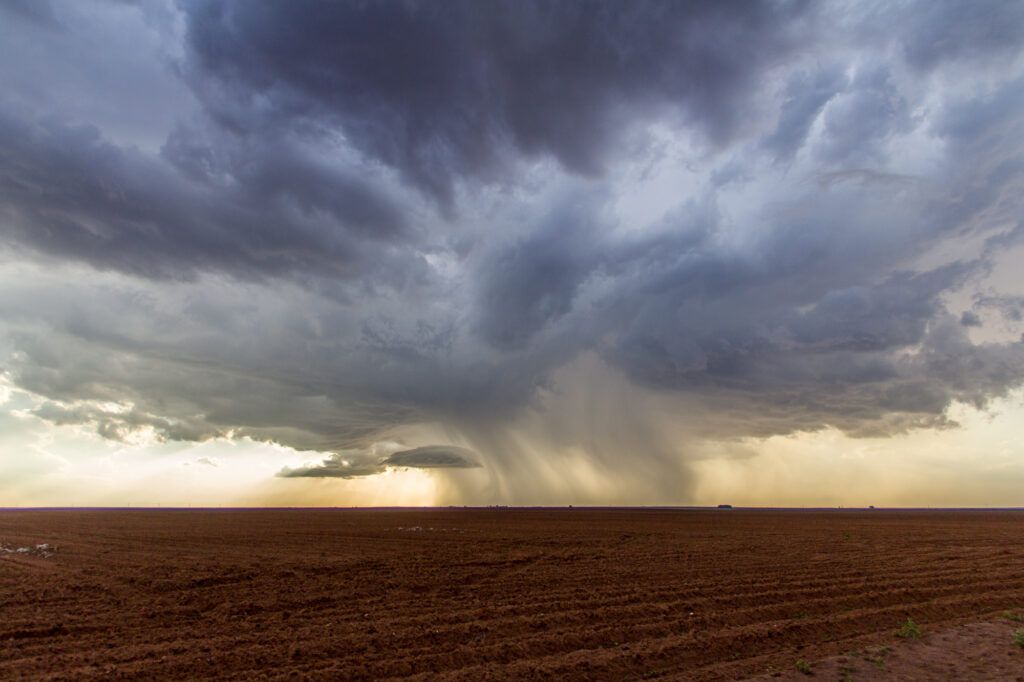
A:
[1,0,1023,506]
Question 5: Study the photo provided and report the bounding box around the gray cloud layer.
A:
[178,0,810,208]
[279,445,481,479]
[1,0,1023,498]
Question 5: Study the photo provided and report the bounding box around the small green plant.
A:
[898,617,920,638]
[795,658,812,675]
[1003,610,1024,623]
[842,530,851,539]
[1014,629,1024,650]
[867,655,885,669]
[792,612,808,619]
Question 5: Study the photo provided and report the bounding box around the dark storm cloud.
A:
[815,64,910,165]
[473,196,608,350]
[594,240,1024,438]
[161,119,407,240]
[385,445,480,469]
[1,0,1023,488]
[961,311,982,327]
[277,457,381,479]
[178,0,812,207]
[762,64,848,162]
[4,316,420,454]
[31,400,222,442]
[2,0,61,28]
[899,1,1024,71]
[0,107,417,284]
[277,445,479,478]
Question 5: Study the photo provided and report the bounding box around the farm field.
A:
[3,508,1024,680]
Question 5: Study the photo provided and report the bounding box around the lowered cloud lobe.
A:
[278,445,480,479]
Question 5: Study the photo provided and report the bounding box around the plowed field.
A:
[3,509,1024,680]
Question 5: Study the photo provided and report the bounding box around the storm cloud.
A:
[178,0,811,207]
[1,0,1023,504]
[278,445,480,479]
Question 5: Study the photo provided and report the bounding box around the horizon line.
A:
[3,505,1024,512]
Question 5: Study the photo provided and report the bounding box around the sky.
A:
[1,0,1023,508]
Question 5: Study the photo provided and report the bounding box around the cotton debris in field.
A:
[0,542,58,558]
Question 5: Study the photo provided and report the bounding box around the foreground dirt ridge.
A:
[2,509,1024,680]
[743,619,1024,681]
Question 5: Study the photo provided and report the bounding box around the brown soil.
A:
[747,619,1024,680]
[2,508,1024,680]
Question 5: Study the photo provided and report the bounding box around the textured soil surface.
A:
[3,508,1024,680]
[747,619,1024,680]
